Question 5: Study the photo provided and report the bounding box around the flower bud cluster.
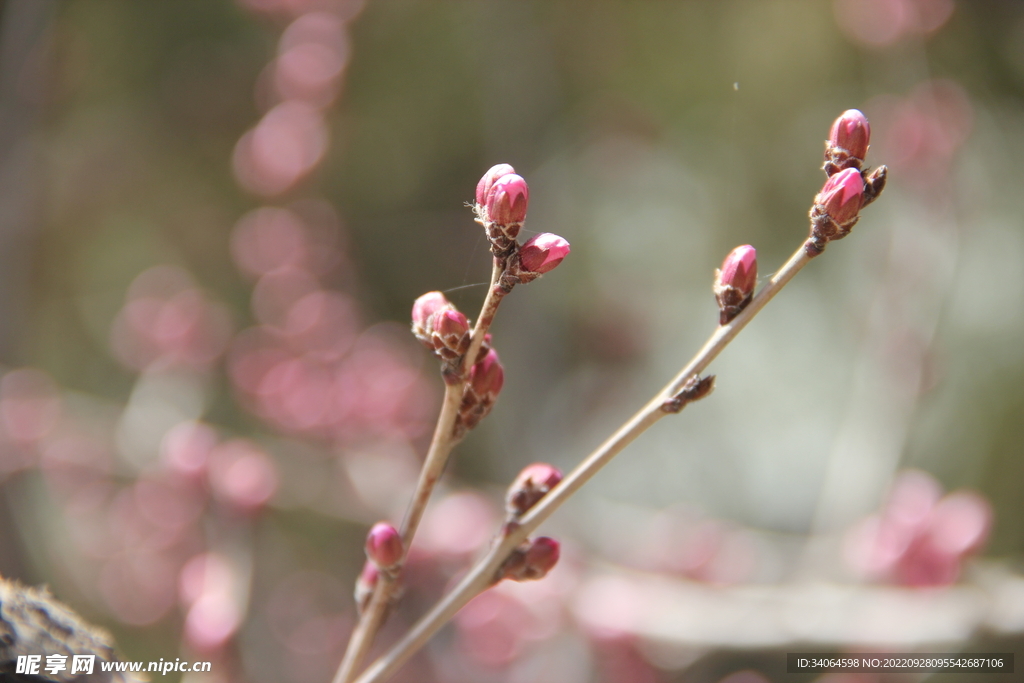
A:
[506,463,563,517]
[496,536,561,582]
[713,245,757,325]
[809,109,888,256]
[454,347,504,438]
[474,164,571,287]
[410,291,471,361]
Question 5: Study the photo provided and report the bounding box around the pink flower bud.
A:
[485,173,529,228]
[455,347,504,437]
[829,109,870,160]
[519,233,570,275]
[431,308,471,359]
[469,348,504,401]
[523,536,560,578]
[365,522,403,569]
[499,536,561,582]
[807,167,865,256]
[713,245,757,325]
[819,168,864,226]
[824,109,872,176]
[507,463,563,516]
[476,163,516,207]
[412,291,451,335]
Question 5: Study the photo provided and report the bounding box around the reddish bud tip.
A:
[829,109,871,160]
[485,174,529,228]
[365,522,403,569]
[507,463,563,516]
[469,348,504,400]
[476,164,516,207]
[412,291,451,336]
[519,233,570,275]
[819,168,865,226]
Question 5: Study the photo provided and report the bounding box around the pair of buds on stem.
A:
[411,293,504,435]
[713,109,888,324]
[355,463,564,613]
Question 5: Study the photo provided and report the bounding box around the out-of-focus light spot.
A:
[208,439,279,512]
[99,551,177,625]
[162,421,219,479]
[135,474,205,532]
[871,79,972,189]
[179,552,236,607]
[111,266,233,372]
[233,101,328,197]
[185,592,242,651]
[0,368,61,443]
[416,491,497,557]
[834,0,954,47]
[456,590,530,667]
[251,266,320,329]
[231,207,308,280]
[275,43,347,108]
[284,290,359,360]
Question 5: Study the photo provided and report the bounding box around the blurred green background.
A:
[2,1,1024,682]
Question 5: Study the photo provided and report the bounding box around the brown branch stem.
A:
[350,243,813,683]
[333,255,510,683]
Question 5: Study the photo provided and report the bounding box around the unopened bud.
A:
[518,233,570,276]
[431,308,471,359]
[825,109,871,175]
[807,167,864,256]
[498,536,561,582]
[365,522,403,569]
[506,463,563,516]
[485,174,529,229]
[470,348,503,400]
[411,291,452,346]
[476,163,516,207]
[713,245,757,325]
[454,348,504,438]
[354,560,378,615]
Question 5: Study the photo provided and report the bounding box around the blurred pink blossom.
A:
[233,101,329,197]
[110,266,233,372]
[0,368,61,444]
[843,470,993,586]
[834,0,954,47]
[208,439,279,512]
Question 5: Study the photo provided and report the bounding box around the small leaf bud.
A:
[497,536,561,582]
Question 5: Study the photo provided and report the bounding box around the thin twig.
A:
[333,256,510,683]
[351,244,813,683]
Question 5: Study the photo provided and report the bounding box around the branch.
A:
[333,256,509,683]
[351,243,814,683]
